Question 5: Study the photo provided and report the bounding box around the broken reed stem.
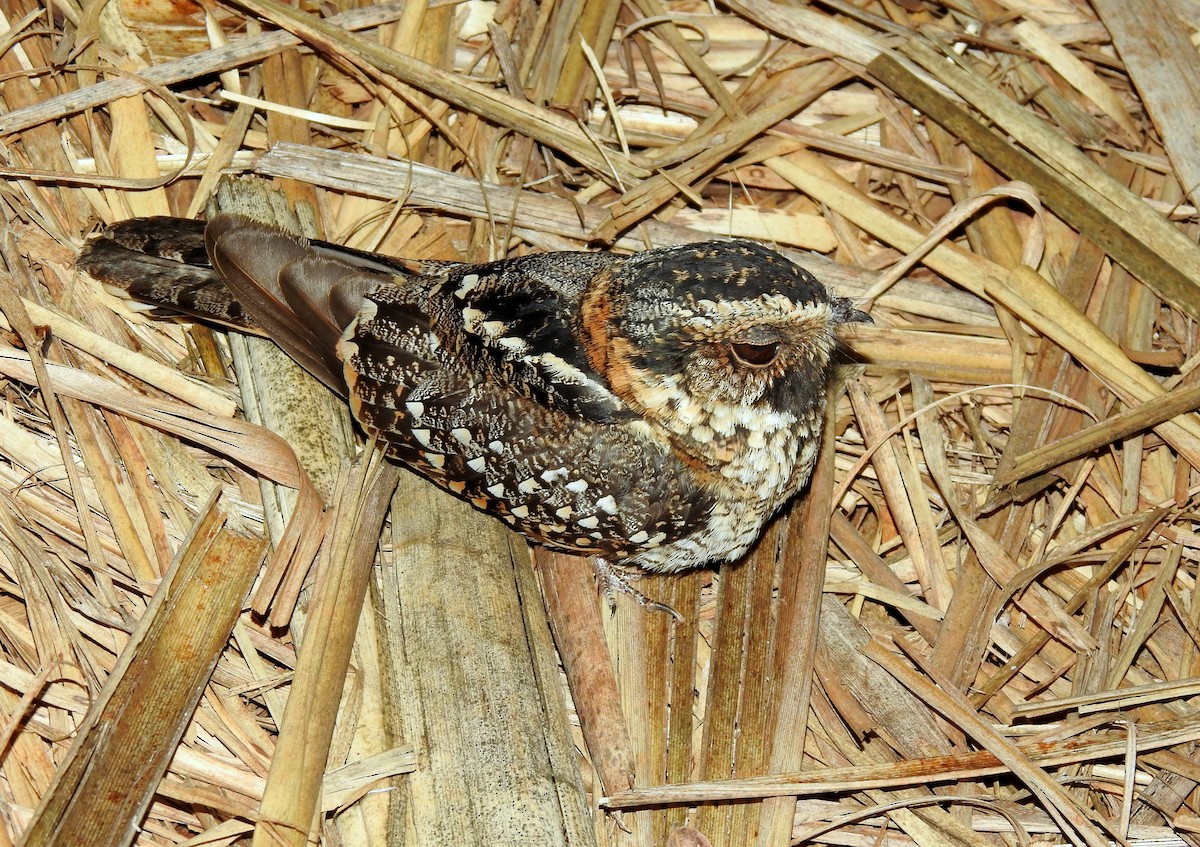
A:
[602,713,1200,806]
[756,410,839,846]
[995,383,1200,489]
[253,451,400,847]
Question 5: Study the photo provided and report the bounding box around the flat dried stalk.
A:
[755,417,839,846]
[574,712,1200,804]
[19,490,266,847]
[0,3,410,137]
[862,641,1111,847]
[377,470,593,844]
[1089,0,1200,207]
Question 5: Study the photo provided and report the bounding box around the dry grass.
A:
[0,0,1199,845]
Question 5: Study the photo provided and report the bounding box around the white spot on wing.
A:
[451,428,473,445]
[578,516,599,529]
[462,307,485,330]
[335,316,361,363]
[413,429,433,448]
[467,457,487,473]
[455,273,480,298]
[565,479,588,494]
[596,495,618,514]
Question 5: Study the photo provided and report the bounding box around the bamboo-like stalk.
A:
[547,0,621,114]
[996,383,1200,489]
[252,452,400,847]
[537,550,635,798]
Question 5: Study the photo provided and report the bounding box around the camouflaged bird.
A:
[79,215,868,572]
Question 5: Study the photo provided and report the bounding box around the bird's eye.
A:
[729,341,781,367]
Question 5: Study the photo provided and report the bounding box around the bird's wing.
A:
[416,251,634,423]
[80,215,630,423]
[206,218,633,423]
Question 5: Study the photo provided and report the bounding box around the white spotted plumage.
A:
[79,216,869,573]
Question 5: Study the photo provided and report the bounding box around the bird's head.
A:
[583,240,869,456]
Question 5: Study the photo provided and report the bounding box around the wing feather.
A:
[432,252,631,422]
[205,215,410,395]
[85,215,628,426]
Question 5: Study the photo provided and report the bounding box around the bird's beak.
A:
[833,298,873,324]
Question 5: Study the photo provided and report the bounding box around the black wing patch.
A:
[438,252,632,423]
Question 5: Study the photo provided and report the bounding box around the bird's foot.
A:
[593,558,683,619]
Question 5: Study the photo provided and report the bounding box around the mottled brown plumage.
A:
[79,215,868,572]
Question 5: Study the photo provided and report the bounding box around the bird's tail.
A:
[78,214,422,395]
[79,216,264,333]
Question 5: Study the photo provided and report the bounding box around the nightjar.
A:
[79,215,868,573]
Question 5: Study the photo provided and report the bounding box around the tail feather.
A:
[79,214,399,396]
[79,219,264,332]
